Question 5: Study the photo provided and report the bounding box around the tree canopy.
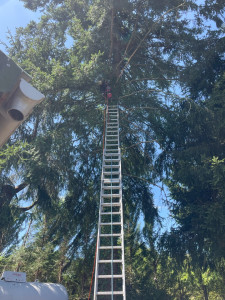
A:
[1,0,225,299]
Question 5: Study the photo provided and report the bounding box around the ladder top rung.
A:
[97,274,123,278]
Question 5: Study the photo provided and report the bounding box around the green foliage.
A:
[1,0,225,299]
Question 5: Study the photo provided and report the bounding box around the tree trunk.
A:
[202,284,209,300]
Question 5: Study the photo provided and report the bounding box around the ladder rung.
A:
[100,233,121,237]
[106,147,118,149]
[105,152,120,154]
[103,184,120,187]
[99,246,122,249]
[101,203,121,206]
[101,202,121,207]
[106,140,118,142]
[104,153,119,156]
[102,194,121,198]
[104,172,120,175]
[97,291,123,295]
[103,186,120,191]
[103,179,120,182]
[104,159,120,162]
[106,135,118,137]
[98,275,123,278]
[99,260,122,263]
[101,212,121,215]
[100,222,121,225]
[101,211,121,215]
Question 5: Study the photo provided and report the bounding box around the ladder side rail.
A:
[93,104,109,300]
[118,106,126,298]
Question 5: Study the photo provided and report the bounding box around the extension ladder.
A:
[93,105,126,299]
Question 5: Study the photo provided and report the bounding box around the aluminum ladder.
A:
[93,104,126,300]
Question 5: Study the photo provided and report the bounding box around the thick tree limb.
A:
[117,2,187,81]
[18,200,38,212]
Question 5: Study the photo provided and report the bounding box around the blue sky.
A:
[0,0,40,53]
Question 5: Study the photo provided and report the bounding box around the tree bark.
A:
[202,284,209,300]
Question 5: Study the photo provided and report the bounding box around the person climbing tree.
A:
[106,85,112,100]
[99,80,112,100]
